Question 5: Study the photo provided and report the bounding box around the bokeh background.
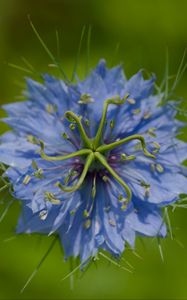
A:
[0,0,187,299]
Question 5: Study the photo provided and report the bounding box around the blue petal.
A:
[95,59,107,78]
[95,59,126,95]
[124,71,156,100]
[16,204,59,234]
[43,74,79,112]
[96,181,125,254]
[49,191,81,235]
[119,160,187,205]
[0,138,38,168]
[126,199,167,237]
[121,224,135,248]
[2,101,32,117]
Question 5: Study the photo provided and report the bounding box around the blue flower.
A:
[1,59,187,263]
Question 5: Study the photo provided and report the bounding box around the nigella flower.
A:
[0,59,187,264]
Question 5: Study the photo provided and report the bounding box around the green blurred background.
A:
[0,0,187,299]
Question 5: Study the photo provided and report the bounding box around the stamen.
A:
[27,135,39,145]
[150,163,155,172]
[140,180,150,197]
[143,111,151,119]
[97,134,155,159]
[152,142,161,150]
[84,118,90,127]
[83,209,89,218]
[46,104,58,114]
[121,153,136,161]
[23,175,31,185]
[44,192,61,205]
[110,120,115,130]
[121,203,127,211]
[34,168,44,179]
[156,163,164,173]
[69,123,76,131]
[140,180,150,188]
[102,175,109,182]
[83,219,91,229]
[78,93,95,104]
[127,98,136,105]
[118,194,127,202]
[153,144,160,154]
[118,194,128,211]
[146,128,157,138]
[150,163,164,173]
[32,160,38,170]
[39,209,48,220]
[62,132,70,140]
[132,108,141,115]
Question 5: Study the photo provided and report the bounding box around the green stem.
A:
[56,152,94,192]
[93,94,129,149]
[65,111,92,148]
[40,141,92,161]
[94,152,132,202]
[97,134,155,159]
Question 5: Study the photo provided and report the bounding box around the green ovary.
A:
[39,94,155,203]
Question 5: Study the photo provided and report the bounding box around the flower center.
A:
[39,95,155,204]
